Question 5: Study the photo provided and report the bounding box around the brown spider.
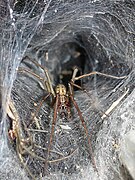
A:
[10,56,127,175]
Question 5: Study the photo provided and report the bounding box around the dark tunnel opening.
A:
[55,42,88,90]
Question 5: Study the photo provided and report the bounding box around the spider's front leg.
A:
[71,67,127,82]
[18,56,55,97]
[70,67,128,117]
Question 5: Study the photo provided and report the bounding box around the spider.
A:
[7,99,39,179]
[14,56,127,174]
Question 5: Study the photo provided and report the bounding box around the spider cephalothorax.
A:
[55,84,71,119]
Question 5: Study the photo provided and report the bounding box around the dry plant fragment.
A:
[101,88,129,119]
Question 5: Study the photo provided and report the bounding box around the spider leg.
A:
[70,81,90,97]
[30,93,51,129]
[18,67,44,81]
[21,56,55,97]
[45,94,59,171]
[17,148,36,180]
[68,83,98,172]
[70,81,109,118]
[72,68,127,81]
[18,67,55,97]
[71,67,126,118]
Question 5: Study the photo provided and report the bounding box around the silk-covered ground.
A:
[0,1,134,179]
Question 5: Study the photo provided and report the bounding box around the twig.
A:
[101,88,129,119]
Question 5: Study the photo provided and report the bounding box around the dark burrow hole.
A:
[54,42,91,90]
